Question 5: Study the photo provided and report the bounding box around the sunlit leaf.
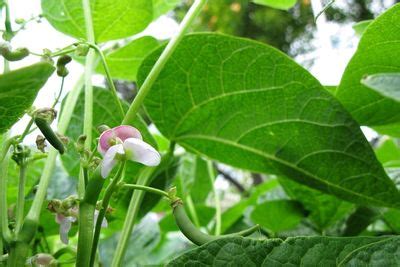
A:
[41,0,153,42]
[139,33,400,208]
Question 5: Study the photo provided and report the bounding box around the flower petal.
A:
[123,138,161,166]
[114,125,142,142]
[101,144,124,178]
[59,216,74,244]
[98,125,142,155]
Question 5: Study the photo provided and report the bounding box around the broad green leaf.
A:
[61,87,155,177]
[279,177,353,230]
[375,138,400,167]
[352,20,373,36]
[139,33,400,208]
[96,37,160,81]
[0,62,54,133]
[153,0,180,19]
[336,4,400,126]
[168,236,400,266]
[41,0,153,43]
[252,0,297,10]
[361,73,400,102]
[250,200,304,233]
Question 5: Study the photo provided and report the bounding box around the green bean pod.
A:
[34,117,65,154]
[172,200,260,246]
[1,47,29,61]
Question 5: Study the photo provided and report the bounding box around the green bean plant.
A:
[1,0,400,266]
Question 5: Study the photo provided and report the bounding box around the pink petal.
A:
[101,144,124,178]
[98,125,142,155]
[123,138,161,167]
[59,216,74,244]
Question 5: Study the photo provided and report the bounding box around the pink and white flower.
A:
[98,125,161,178]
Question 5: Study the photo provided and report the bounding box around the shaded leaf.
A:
[250,200,304,233]
[140,33,400,208]
[0,62,54,133]
[343,206,380,236]
[279,177,353,230]
[361,73,400,102]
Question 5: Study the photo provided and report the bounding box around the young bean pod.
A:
[34,117,65,154]
[0,43,29,61]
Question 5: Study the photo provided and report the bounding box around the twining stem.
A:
[111,167,155,267]
[122,183,170,199]
[0,133,12,242]
[122,0,208,125]
[207,161,221,236]
[15,162,27,233]
[76,166,106,267]
[89,162,126,267]
[86,43,124,118]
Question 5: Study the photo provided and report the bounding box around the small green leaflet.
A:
[153,0,181,19]
[167,236,400,266]
[361,73,400,102]
[96,37,160,81]
[139,33,400,208]
[41,0,153,43]
[252,0,297,10]
[336,4,400,126]
[352,20,373,36]
[0,62,54,133]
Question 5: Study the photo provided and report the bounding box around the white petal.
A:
[101,144,124,178]
[59,217,74,244]
[123,138,161,166]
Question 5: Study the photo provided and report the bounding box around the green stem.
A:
[111,167,155,267]
[49,47,76,58]
[0,133,12,242]
[3,0,12,38]
[122,183,170,199]
[185,195,201,228]
[76,167,105,267]
[89,162,126,267]
[122,0,208,125]
[207,161,221,236]
[86,43,124,118]
[15,163,27,233]
[51,77,65,109]
[17,119,33,143]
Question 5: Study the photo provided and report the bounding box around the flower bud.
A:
[36,135,46,153]
[75,44,89,56]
